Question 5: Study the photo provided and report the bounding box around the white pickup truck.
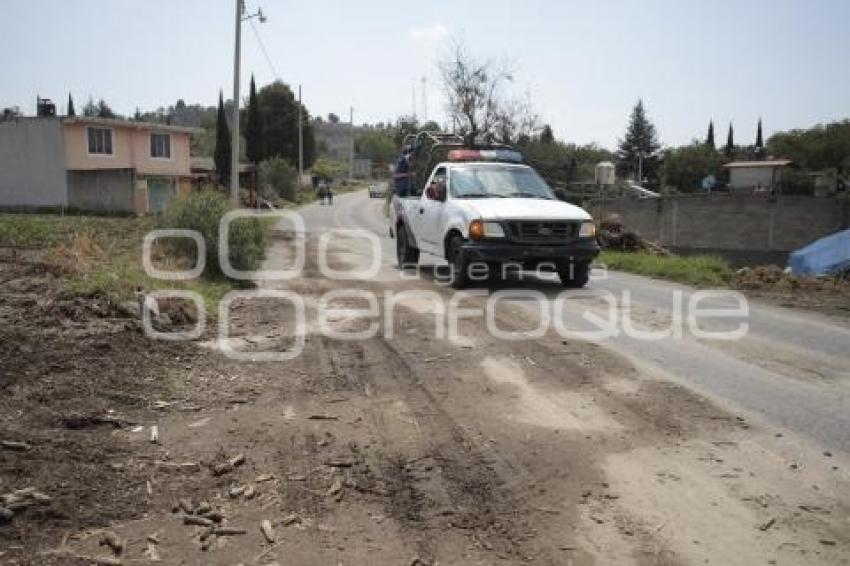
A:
[391,148,599,289]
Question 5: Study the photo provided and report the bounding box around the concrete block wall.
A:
[0,118,68,208]
[591,194,850,257]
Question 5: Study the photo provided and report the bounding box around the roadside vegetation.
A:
[1,180,390,311]
[0,191,275,310]
[0,212,230,308]
[599,250,733,287]
[159,190,269,280]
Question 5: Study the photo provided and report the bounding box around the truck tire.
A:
[558,261,590,288]
[396,226,419,267]
[448,234,470,289]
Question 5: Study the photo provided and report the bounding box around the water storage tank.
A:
[36,96,56,117]
[595,161,615,186]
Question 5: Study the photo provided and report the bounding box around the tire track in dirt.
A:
[370,335,543,563]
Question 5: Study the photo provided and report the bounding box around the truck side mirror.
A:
[434,181,447,201]
[426,182,446,201]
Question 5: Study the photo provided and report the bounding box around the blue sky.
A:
[2,0,848,148]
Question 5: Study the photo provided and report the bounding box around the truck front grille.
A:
[506,221,579,243]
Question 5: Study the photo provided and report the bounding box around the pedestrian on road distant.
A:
[327,185,334,205]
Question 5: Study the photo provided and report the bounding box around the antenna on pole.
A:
[298,85,304,182]
[349,106,355,180]
[421,76,428,122]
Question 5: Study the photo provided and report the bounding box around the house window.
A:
[150,133,171,159]
[87,127,113,155]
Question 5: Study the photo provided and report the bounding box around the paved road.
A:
[287,190,850,455]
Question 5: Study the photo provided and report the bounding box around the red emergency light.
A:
[447,149,523,163]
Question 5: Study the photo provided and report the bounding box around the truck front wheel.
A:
[396,226,419,267]
[558,261,590,288]
[448,234,470,289]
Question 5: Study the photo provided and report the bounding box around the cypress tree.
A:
[244,75,263,165]
[755,117,764,158]
[725,123,734,157]
[214,91,231,186]
[616,99,660,181]
[706,120,714,149]
[67,93,75,117]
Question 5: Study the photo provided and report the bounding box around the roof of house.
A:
[64,116,201,135]
[723,159,792,169]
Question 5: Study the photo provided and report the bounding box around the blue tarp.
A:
[788,229,850,276]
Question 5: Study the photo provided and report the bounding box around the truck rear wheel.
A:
[396,226,419,267]
[558,261,590,288]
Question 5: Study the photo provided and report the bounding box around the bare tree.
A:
[492,93,540,145]
[439,43,515,145]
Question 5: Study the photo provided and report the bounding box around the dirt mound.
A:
[597,214,669,255]
[733,264,850,314]
[733,265,849,293]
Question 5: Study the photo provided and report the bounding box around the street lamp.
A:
[636,149,660,187]
[231,0,266,204]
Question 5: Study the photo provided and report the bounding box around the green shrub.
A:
[259,156,298,201]
[311,158,346,182]
[159,190,268,278]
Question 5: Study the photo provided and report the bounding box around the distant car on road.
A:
[368,183,388,199]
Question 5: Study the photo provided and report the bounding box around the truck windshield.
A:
[450,165,555,200]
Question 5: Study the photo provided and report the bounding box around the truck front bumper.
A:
[461,239,600,265]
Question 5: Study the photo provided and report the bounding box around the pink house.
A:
[0,116,199,213]
[63,117,198,213]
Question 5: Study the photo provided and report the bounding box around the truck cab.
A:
[392,147,599,289]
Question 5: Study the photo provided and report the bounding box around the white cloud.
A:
[409,23,449,45]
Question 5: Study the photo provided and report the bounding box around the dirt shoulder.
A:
[601,251,850,320]
[1,234,848,565]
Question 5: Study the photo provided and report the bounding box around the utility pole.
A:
[349,106,355,180]
[230,0,242,204]
[230,0,266,204]
[298,85,304,183]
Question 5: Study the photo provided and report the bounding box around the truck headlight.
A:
[470,220,504,240]
[483,221,505,238]
[579,221,596,238]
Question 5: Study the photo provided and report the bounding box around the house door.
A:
[147,178,174,213]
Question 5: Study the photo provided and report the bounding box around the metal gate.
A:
[147,177,175,213]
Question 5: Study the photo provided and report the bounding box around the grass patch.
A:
[599,251,733,288]
[0,213,134,248]
[0,212,251,310]
[65,252,236,311]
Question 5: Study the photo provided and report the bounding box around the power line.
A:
[248,17,279,80]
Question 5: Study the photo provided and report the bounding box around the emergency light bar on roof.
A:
[447,149,523,163]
